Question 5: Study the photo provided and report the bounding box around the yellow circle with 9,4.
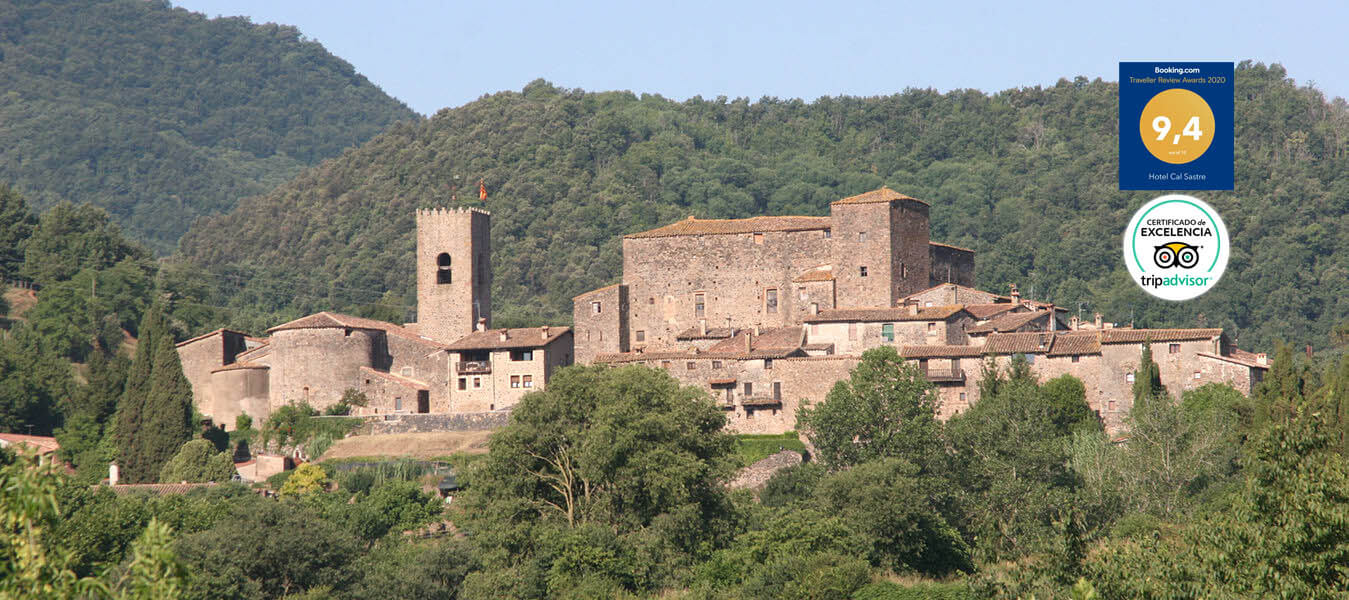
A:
[1138,88,1215,164]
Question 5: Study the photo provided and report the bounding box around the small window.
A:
[746,407,755,419]
[344,328,352,337]
[648,297,655,305]
[927,322,936,334]
[1108,400,1117,411]
[635,330,646,343]
[798,286,807,300]
[473,377,482,388]
[824,230,832,239]
[881,323,894,342]
[858,231,867,242]
[1194,371,1202,380]
[458,378,467,390]
[661,360,671,369]
[695,293,705,318]
[511,375,521,388]
[1169,343,1181,354]
[860,266,868,277]
[765,359,773,370]
[753,232,764,245]
[523,375,533,388]
[395,397,403,411]
[687,361,696,370]
[712,360,722,369]
[592,301,602,314]
[1126,373,1135,383]
[511,350,534,361]
[436,253,452,284]
[765,288,778,314]
[959,392,967,402]
[1071,355,1080,363]
[743,382,753,396]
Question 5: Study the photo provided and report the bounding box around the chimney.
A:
[745,332,753,353]
[1094,313,1103,329]
[1070,315,1081,330]
[1009,283,1020,305]
[699,319,707,335]
[541,326,550,340]
[476,317,487,332]
[108,463,119,486]
[499,330,509,342]
[1257,353,1268,365]
[909,303,919,316]
[753,325,761,336]
[1048,304,1056,332]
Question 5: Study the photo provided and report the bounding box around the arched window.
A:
[437,253,452,284]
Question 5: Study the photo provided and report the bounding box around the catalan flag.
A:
[479,180,487,200]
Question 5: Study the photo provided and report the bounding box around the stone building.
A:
[577,188,1267,434]
[179,208,572,428]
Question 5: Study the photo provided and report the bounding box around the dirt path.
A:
[321,431,494,460]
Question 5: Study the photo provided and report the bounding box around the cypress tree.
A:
[113,305,164,483]
[1132,342,1167,404]
[141,329,195,482]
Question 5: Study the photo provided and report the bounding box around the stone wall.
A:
[210,366,270,429]
[416,208,491,344]
[622,228,833,348]
[573,284,628,364]
[268,327,380,412]
[929,244,976,288]
[176,330,248,425]
[366,411,509,435]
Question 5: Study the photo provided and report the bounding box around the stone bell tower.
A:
[415,207,491,343]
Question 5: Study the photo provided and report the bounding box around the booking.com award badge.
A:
[1123,194,1228,301]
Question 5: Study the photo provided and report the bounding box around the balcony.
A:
[457,360,492,375]
[923,368,965,383]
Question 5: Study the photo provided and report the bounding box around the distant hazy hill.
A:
[0,0,419,252]
[180,65,1349,351]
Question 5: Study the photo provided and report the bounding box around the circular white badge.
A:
[1123,194,1228,301]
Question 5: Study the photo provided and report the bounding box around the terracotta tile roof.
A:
[444,326,571,351]
[983,332,1055,355]
[267,312,450,348]
[802,342,835,353]
[742,396,783,406]
[899,345,984,359]
[964,303,1019,319]
[625,215,831,239]
[1099,328,1222,344]
[0,434,60,455]
[572,283,621,300]
[675,326,736,340]
[967,310,1051,334]
[805,305,966,323]
[1046,332,1102,356]
[359,367,429,390]
[234,345,271,362]
[106,482,221,496]
[175,328,250,348]
[1197,351,1270,369]
[707,327,804,357]
[209,361,269,374]
[831,187,929,206]
[792,265,834,282]
[928,241,974,253]
[709,377,737,385]
[594,350,704,364]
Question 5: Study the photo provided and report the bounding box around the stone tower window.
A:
[592,301,602,314]
[695,293,705,317]
[858,231,867,242]
[436,253,452,284]
[765,289,778,314]
[753,233,764,245]
[859,266,868,277]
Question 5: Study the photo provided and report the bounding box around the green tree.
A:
[0,184,35,281]
[280,463,329,497]
[158,439,234,484]
[19,202,149,286]
[797,347,944,471]
[115,305,192,484]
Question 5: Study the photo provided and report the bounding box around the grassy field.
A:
[733,431,807,466]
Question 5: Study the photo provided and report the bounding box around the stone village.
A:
[178,188,1268,436]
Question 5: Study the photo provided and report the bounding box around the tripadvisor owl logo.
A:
[1124,194,1228,301]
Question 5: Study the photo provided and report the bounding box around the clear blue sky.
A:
[174,0,1348,116]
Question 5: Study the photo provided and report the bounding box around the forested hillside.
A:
[180,63,1349,351]
[0,0,419,252]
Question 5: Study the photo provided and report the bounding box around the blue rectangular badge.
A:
[1119,62,1234,190]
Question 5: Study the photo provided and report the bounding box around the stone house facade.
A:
[178,208,573,428]
[578,188,1268,434]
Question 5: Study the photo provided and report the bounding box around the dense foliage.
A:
[0,0,418,251]
[181,64,1349,351]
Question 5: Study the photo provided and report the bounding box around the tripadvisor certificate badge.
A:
[1124,194,1228,301]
